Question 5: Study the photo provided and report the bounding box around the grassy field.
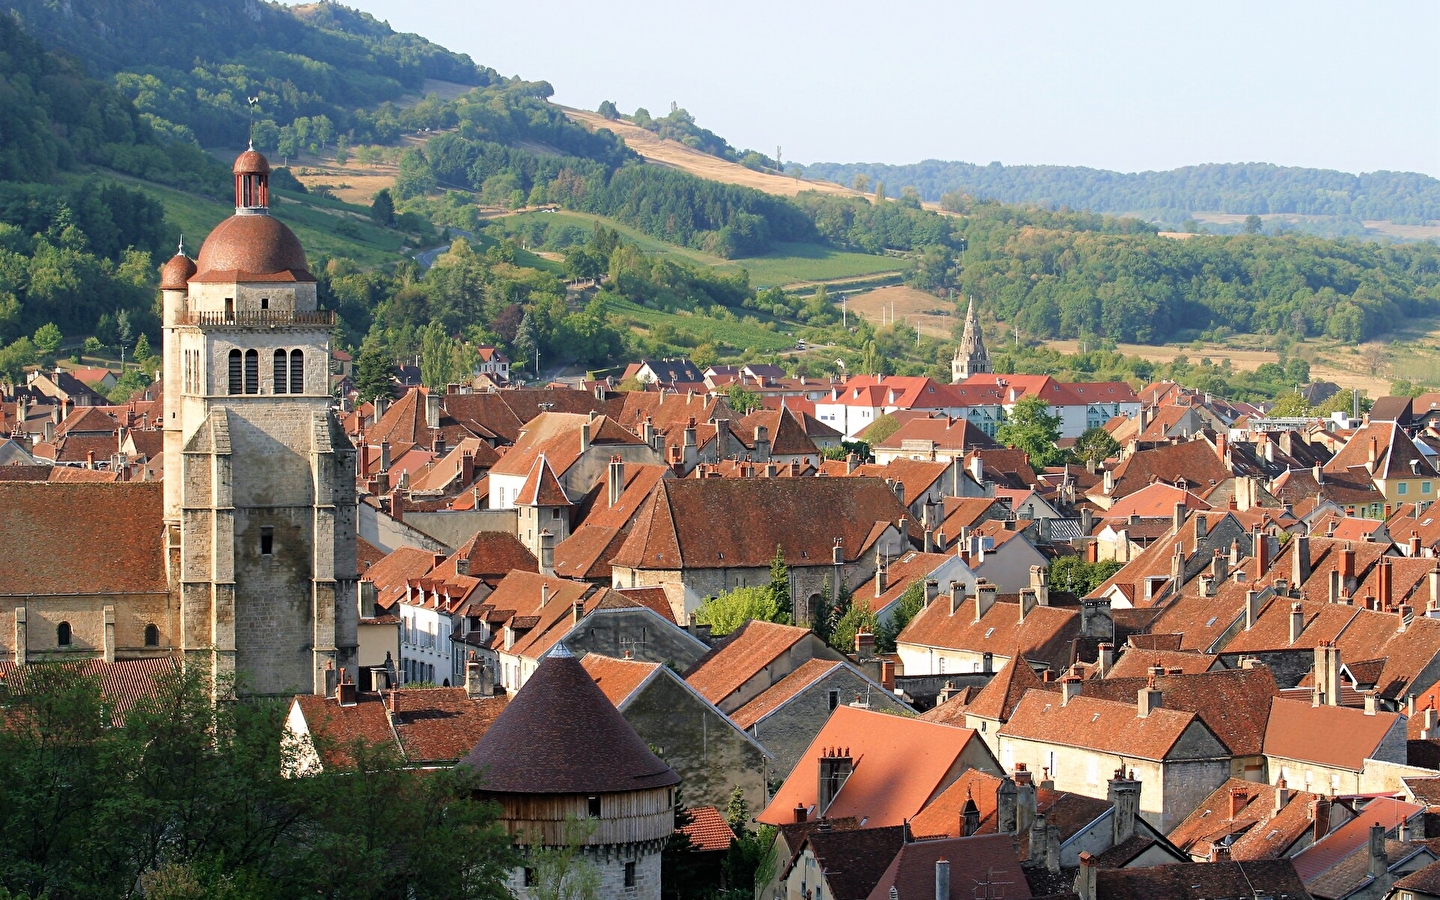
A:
[602,295,798,354]
[492,210,904,286]
[103,174,407,268]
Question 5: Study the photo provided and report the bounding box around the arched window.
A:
[228,349,242,395]
[290,349,304,394]
[144,624,159,647]
[244,349,258,394]
[57,621,71,646]
[273,349,288,394]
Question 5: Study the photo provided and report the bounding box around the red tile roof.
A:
[0,482,166,595]
[1262,697,1402,772]
[0,657,176,725]
[679,805,736,852]
[581,653,661,706]
[684,620,816,706]
[730,658,844,730]
[514,454,571,506]
[999,691,1211,762]
[758,705,985,827]
[1291,796,1423,882]
[865,834,1031,900]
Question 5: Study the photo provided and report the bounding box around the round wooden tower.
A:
[460,643,679,899]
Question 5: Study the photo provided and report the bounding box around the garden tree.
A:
[354,339,394,403]
[82,335,101,354]
[996,395,1064,472]
[876,581,924,654]
[659,779,708,900]
[31,321,60,357]
[419,321,458,389]
[1074,427,1120,467]
[107,367,151,402]
[1048,557,1124,596]
[369,188,395,227]
[694,586,787,636]
[513,311,539,377]
[0,337,36,385]
[132,331,152,361]
[526,816,600,900]
[725,384,763,414]
[1268,391,1313,416]
[0,664,517,900]
[830,600,879,654]
[766,546,792,619]
[721,787,775,900]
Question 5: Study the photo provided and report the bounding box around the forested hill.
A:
[797,160,1440,225]
[5,0,493,146]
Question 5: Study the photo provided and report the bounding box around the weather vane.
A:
[247,95,260,147]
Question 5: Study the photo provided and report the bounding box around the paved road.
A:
[415,228,475,269]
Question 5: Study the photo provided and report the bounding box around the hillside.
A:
[797,159,1440,232]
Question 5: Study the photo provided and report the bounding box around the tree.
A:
[529,817,600,900]
[394,148,436,200]
[597,100,619,120]
[132,332,152,362]
[0,337,36,385]
[354,340,393,403]
[1243,214,1263,234]
[1074,427,1120,468]
[1048,557,1123,596]
[513,311,540,378]
[725,384,762,414]
[694,586,787,636]
[852,173,870,193]
[32,322,61,357]
[116,309,133,369]
[370,189,395,227]
[861,412,903,447]
[766,546,791,619]
[996,395,1063,471]
[830,600,878,654]
[1268,391,1313,416]
[420,321,458,389]
[876,582,924,654]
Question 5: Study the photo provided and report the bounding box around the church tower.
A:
[162,148,358,697]
[951,296,992,383]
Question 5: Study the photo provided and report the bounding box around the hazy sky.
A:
[339,0,1439,176]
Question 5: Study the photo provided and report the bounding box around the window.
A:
[828,689,839,711]
[228,349,242,394]
[938,657,946,674]
[273,350,288,394]
[290,349,303,394]
[260,297,269,310]
[523,869,535,887]
[244,349,258,394]
[552,508,561,519]
[1426,482,1434,494]
[224,297,234,320]
[144,624,159,647]
[1399,482,1409,496]
[588,796,601,817]
[624,861,636,888]
[260,526,274,556]
[57,621,71,646]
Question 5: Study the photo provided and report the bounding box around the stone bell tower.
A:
[951,296,992,383]
[161,147,357,697]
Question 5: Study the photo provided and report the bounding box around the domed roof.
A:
[459,645,679,794]
[159,252,197,291]
[234,148,271,175]
[192,214,313,283]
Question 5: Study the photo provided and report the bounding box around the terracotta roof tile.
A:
[999,691,1208,762]
[897,596,1080,674]
[0,483,166,594]
[1168,777,1328,861]
[1291,796,1423,883]
[909,769,1110,849]
[390,688,509,764]
[1106,648,1217,678]
[758,706,986,827]
[730,658,844,729]
[867,833,1031,900]
[1094,859,1309,900]
[1263,697,1402,772]
[684,620,815,705]
[514,454,571,507]
[964,658,1045,722]
[580,653,661,706]
[679,805,736,852]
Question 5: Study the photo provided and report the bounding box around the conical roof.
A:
[459,644,679,794]
[515,454,570,507]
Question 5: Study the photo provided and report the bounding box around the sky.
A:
[339,0,1440,177]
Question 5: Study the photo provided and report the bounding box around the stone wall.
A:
[749,665,912,782]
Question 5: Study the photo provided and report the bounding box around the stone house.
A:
[609,476,915,623]
[730,656,912,782]
[583,653,770,813]
[997,685,1233,832]
[1263,697,1409,795]
[486,412,661,511]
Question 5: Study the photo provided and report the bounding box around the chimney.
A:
[924,579,939,608]
[1422,707,1438,740]
[1081,506,1093,536]
[1098,642,1115,676]
[880,659,895,690]
[1254,527,1271,575]
[1328,642,1342,707]
[1015,764,1037,834]
[538,530,555,577]
[817,747,854,815]
[1293,534,1311,588]
[1108,768,1141,845]
[934,858,950,900]
[969,453,984,485]
[1020,589,1037,622]
[425,391,440,430]
[854,631,875,659]
[1367,436,1378,474]
[455,556,470,577]
[793,804,807,824]
[1245,590,1263,630]
[1102,468,1114,495]
[1275,777,1290,814]
[1289,602,1305,644]
[465,653,493,699]
[1369,823,1388,880]
[460,450,475,486]
[1364,690,1378,715]
[950,581,970,617]
[1138,676,1162,717]
[1173,500,1186,532]
[997,775,1018,835]
[753,425,770,461]
[1031,565,1049,606]
[1212,548,1229,582]
[1077,852,1097,900]
[1061,675,1082,705]
[1340,543,1357,591]
[1312,796,1332,842]
[1329,569,1341,604]
[1229,786,1250,819]
[372,394,387,424]
[579,421,591,453]
[875,548,888,597]
[379,440,391,472]
[608,455,624,507]
[975,581,998,621]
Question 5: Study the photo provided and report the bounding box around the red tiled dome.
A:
[159,253,196,291]
[193,214,311,281]
[233,149,271,175]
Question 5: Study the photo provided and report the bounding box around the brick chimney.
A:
[1108,768,1141,845]
[817,747,854,816]
[1138,675,1162,717]
[1340,543,1357,593]
[1229,786,1250,819]
[1311,796,1331,842]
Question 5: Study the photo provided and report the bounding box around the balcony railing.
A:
[178,309,334,327]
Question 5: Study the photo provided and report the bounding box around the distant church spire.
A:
[952,296,991,383]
